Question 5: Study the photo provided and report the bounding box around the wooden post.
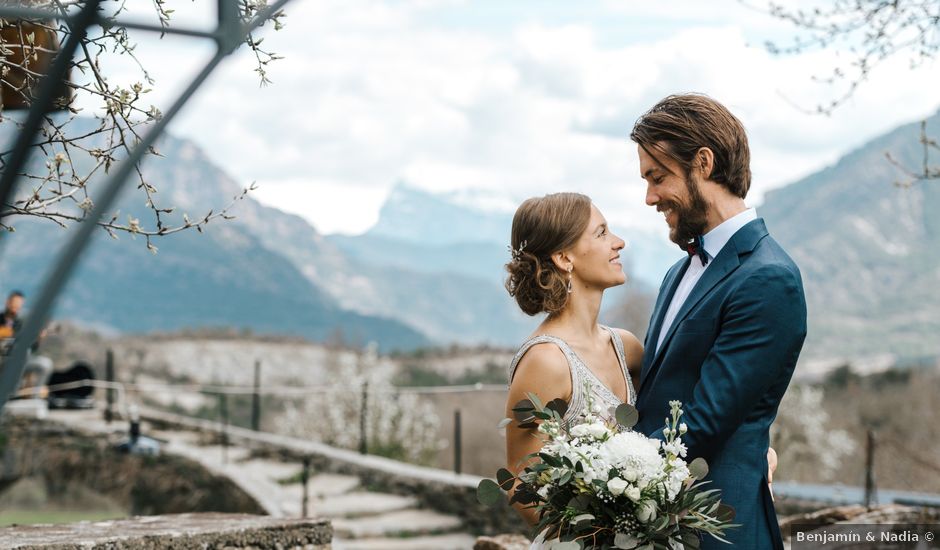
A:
[104,349,115,424]
[301,456,310,518]
[220,392,229,464]
[251,360,261,431]
[864,429,876,510]
[359,381,368,455]
[454,409,462,475]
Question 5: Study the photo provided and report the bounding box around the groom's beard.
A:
[667,176,710,248]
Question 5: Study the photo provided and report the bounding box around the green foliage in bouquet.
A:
[478,391,737,549]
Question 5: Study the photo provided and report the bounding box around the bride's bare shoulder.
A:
[510,341,571,403]
[513,342,569,384]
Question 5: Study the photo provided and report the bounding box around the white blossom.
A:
[637,499,658,523]
[607,477,628,496]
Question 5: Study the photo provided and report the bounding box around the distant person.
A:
[0,290,23,339]
[1,290,54,399]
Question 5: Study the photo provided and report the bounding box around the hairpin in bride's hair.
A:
[507,240,528,261]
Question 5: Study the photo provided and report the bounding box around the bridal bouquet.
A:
[478,393,736,549]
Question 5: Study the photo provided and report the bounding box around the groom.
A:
[630,94,806,549]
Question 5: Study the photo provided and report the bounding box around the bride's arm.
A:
[767,446,778,500]
[505,343,572,527]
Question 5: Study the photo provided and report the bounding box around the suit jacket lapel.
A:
[641,258,689,388]
[646,219,771,381]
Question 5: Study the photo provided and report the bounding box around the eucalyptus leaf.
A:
[614,532,640,549]
[526,392,545,411]
[615,403,639,428]
[716,503,736,523]
[497,417,513,430]
[682,532,701,549]
[547,397,569,417]
[476,478,502,506]
[496,468,515,488]
[551,542,581,550]
[512,398,534,412]
[689,457,709,480]
[572,513,595,524]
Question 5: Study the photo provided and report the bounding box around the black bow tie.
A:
[686,235,709,265]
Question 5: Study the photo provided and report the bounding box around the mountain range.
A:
[760,109,940,361]
[1,109,938,362]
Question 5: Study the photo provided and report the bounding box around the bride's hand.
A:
[767,447,778,500]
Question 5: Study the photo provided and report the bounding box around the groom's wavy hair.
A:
[506,193,592,316]
[630,94,751,198]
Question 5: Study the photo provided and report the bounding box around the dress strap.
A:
[601,325,637,406]
[508,335,586,423]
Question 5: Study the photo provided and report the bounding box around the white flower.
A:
[622,465,637,482]
[679,423,688,434]
[570,424,591,438]
[599,431,664,491]
[626,485,642,502]
[606,477,628,496]
[662,440,688,458]
[664,465,689,500]
[586,422,608,439]
[637,499,658,523]
[537,485,551,499]
[582,467,596,483]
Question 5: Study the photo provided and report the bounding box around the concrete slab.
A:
[0,513,331,549]
[333,533,476,550]
[332,509,464,539]
[313,491,418,518]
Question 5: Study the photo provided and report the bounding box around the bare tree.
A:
[754,0,939,185]
[0,1,285,249]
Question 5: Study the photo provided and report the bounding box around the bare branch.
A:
[0,1,287,243]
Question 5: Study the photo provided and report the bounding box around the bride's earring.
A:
[567,265,573,294]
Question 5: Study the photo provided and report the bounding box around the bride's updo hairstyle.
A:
[506,192,592,316]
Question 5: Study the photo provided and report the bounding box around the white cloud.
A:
[79,0,940,235]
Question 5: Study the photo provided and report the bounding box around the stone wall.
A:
[0,416,265,516]
[143,408,529,535]
[0,513,331,549]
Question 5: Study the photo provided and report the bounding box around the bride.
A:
[503,193,776,547]
[504,192,641,546]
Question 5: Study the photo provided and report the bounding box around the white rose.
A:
[622,466,637,482]
[570,424,591,438]
[626,485,642,502]
[606,477,628,496]
[587,422,608,439]
[637,500,658,523]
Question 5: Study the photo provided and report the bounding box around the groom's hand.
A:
[767,447,778,501]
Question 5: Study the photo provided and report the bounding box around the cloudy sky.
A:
[96,0,940,235]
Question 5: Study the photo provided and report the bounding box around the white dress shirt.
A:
[655,208,758,354]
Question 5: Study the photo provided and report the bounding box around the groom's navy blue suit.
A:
[635,218,806,550]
